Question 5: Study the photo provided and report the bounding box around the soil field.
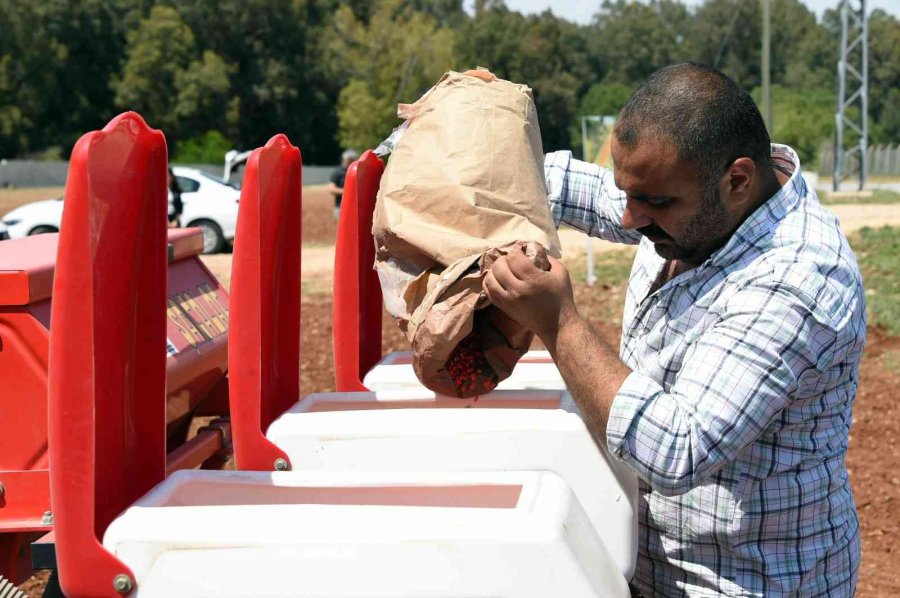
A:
[15,187,900,596]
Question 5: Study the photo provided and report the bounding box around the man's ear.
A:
[721,157,755,210]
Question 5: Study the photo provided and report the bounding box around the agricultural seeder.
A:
[0,112,637,597]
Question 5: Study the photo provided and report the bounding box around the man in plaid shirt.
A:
[484,63,864,596]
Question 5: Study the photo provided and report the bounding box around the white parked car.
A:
[169,167,240,253]
[0,220,8,241]
[1,196,63,240]
[0,167,240,254]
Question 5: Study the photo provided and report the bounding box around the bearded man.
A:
[485,62,864,597]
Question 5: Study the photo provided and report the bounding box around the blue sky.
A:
[467,0,898,24]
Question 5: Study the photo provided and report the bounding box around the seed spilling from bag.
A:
[445,328,498,397]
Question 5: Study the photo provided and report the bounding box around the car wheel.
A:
[192,219,225,254]
[28,225,58,235]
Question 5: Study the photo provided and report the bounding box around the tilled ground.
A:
[17,189,900,596]
[847,328,900,596]
[303,185,340,245]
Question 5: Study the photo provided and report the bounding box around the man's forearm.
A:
[540,311,632,440]
[480,251,632,439]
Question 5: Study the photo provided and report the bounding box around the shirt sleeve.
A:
[606,279,840,496]
[543,150,643,245]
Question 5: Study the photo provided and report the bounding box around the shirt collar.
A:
[705,144,805,268]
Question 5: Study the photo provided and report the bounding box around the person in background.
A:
[329,149,358,221]
[167,167,183,228]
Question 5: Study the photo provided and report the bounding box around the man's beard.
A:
[639,182,733,263]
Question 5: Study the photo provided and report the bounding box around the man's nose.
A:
[621,197,653,230]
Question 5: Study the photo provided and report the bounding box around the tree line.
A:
[1,0,898,166]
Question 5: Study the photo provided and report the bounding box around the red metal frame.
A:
[47,112,169,597]
[0,226,232,583]
[228,135,302,471]
[162,245,230,446]
[332,151,385,391]
[0,293,52,581]
[0,237,57,551]
[164,420,232,477]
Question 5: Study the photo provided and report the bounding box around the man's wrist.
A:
[538,302,580,353]
[558,301,579,336]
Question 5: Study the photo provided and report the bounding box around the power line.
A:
[713,0,745,69]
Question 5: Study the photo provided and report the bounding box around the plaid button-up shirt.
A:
[545,145,864,597]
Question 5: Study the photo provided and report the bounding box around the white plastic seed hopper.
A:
[103,470,628,597]
[267,390,639,579]
[229,149,639,585]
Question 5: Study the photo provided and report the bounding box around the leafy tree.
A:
[769,0,833,86]
[868,10,900,142]
[403,0,466,27]
[112,6,198,134]
[688,0,829,89]
[590,0,692,85]
[876,88,900,145]
[688,0,762,86]
[334,80,393,153]
[173,51,233,138]
[518,12,594,151]
[112,6,234,151]
[327,0,457,151]
[578,82,633,118]
[0,54,31,158]
[456,4,594,151]
[2,0,899,167]
[754,85,833,166]
[780,11,834,89]
[173,130,233,163]
[0,0,139,157]
[569,82,633,150]
[455,3,527,80]
[174,0,341,163]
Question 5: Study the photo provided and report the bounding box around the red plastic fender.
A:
[228,135,302,471]
[332,151,385,391]
[48,112,168,597]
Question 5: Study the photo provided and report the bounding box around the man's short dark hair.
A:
[614,63,772,185]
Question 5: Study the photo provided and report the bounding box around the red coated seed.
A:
[445,328,499,397]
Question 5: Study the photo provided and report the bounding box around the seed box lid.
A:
[0,228,205,306]
[0,233,58,305]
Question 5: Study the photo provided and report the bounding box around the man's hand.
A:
[482,250,576,343]
[483,247,632,440]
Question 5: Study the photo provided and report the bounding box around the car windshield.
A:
[198,171,240,190]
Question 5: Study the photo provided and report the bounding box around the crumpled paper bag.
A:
[373,69,561,397]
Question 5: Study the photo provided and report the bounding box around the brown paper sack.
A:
[373,69,562,397]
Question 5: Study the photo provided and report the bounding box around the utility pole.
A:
[833,0,868,191]
[761,0,772,132]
